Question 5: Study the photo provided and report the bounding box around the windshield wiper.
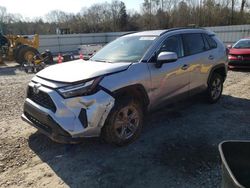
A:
[91,59,113,63]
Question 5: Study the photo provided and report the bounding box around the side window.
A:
[204,34,217,49]
[160,35,183,58]
[202,34,210,50]
[182,33,206,56]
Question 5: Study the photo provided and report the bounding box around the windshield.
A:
[91,35,157,63]
[233,39,250,49]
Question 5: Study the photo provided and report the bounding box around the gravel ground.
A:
[0,67,250,188]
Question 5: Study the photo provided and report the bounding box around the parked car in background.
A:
[22,28,227,146]
[227,38,250,68]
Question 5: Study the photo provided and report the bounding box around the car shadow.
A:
[28,94,250,187]
[0,66,20,76]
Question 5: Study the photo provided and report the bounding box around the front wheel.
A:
[207,73,223,103]
[102,99,143,146]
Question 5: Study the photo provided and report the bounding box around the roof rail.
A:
[160,26,205,36]
[121,31,137,36]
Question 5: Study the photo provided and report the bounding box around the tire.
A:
[16,46,39,64]
[14,45,27,62]
[207,73,223,103]
[102,99,143,146]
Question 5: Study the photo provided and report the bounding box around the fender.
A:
[207,63,227,84]
[112,84,150,110]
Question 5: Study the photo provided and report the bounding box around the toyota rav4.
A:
[22,28,227,146]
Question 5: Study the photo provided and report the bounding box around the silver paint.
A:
[25,81,114,137]
[36,59,131,83]
[22,28,227,138]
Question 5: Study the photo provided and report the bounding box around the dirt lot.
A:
[0,66,250,188]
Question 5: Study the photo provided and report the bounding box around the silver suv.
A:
[22,28,227,145]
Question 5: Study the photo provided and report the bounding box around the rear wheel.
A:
[102,99,143,146]
[207,73,223,103]
[16,46,39,64]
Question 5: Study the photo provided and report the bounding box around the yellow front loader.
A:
[0,33,40,64]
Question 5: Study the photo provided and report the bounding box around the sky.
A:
[0,0,144,19]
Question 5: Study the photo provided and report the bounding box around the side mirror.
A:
[155,52,178,68]
[227,44,232,49]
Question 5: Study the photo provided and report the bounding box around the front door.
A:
[148,34,191,109]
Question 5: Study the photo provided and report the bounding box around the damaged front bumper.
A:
[22,81,115,143]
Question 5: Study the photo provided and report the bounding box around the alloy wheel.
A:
[211,78,222,100]
[114,105,140,140]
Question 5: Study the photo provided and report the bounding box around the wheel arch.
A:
[207,64,227,84]
[112,84,150,113]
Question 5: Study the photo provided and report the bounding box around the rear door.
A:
[181,33,215,93]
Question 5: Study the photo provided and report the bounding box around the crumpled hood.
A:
[36,59,131,83]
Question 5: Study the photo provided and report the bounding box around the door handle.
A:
[181,64,189,70]
[208,55,214,60]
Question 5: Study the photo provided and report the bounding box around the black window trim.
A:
[203,33,217,49]
[145,31,218,63]
[159,34,184,58]
[147,34,185,63]
[201,33,211,51]
[181,33,217,57]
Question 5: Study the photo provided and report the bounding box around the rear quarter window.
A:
[204,34,217,49]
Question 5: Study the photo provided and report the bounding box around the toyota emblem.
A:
[33,83,41,94]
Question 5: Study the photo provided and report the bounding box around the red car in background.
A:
[228,38,250,68]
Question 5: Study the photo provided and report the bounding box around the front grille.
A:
[27,86,56,112]
[24,112,52,133]
[242,54,250,58]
